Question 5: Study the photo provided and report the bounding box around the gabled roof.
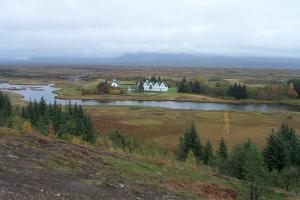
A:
[141,80,167,87]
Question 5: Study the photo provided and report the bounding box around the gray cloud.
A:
[0,0,300,58]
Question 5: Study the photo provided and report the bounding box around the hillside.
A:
[2,53,300,68]
[0,127,242,200]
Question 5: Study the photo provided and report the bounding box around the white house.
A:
[111,79,119,87]
[141,80,168,92]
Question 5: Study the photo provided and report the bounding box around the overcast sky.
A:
[0,0,300,59]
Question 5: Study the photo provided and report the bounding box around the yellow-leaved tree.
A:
[221,111,230,143]
[22,121,32,133]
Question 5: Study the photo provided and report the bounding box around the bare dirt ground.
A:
[0,128,180,200]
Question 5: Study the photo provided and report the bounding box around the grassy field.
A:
[2,66,300,105]
[2,66,300,83]
[86,106,300,152]
[3,91,25,106]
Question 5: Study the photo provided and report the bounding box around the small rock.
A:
[78,160,86,165]
[8,155,18,159]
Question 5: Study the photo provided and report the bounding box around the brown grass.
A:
[2,91,25,106]
[87,106,300,152]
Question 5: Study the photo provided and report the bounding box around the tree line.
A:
[177,77,300,100]
[177,122,300,198]
[0,91,13,127]
[0,92,96,144]
[21,98,96,143]
[97,80,110,94]
[227,83,248,100]
[288,79,300,98]
[177,77,247,99]
[177,77,207,94]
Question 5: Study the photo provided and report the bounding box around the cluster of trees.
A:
[0,91,13,127]
[177,77,208,93]
[97,80,110,94]
[177,122,300,198]
[177,123,226,166]
[150,75,162,82]
[264,123,300,172]
[177,77,300,101]
[21,98,96,143]
[108,129,138,152]
[96,80,123,95]
[177,123,204,161]
[288,79,300,98]
[177,78,248,99]
[247,83,298,100]
[227,83,248,100]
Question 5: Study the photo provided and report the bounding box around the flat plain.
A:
[2,66,300,151]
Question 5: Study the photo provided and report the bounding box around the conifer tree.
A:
[21,97,96,144]
[150,75,157,82]
[203,140,214,165]
[177,123,203,161]
[217,137,228,160]
[157,76,162,82]
[243,142,266,200]
[178,134,189,161]
[263,123,300,172]
[0,91,13,126]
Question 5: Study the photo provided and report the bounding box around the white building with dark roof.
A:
[111,79,119,87]
[141,80,168,92]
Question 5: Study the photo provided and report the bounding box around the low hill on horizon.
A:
[1,53,300,69]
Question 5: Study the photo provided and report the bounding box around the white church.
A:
[140,80,168,92]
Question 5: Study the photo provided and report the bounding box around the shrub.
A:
[110,88,123,95]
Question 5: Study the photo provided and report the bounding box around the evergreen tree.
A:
[157,76,162,82]
[21,97,96,144]
[217,137,228,159]
[230,140,256,179]
[193,80,202,93]
[38,96,47,116]
[177,77,192,93]
[137,80,144,92]
[82,116,96,144]
[150,75,157,82]
[177,123,203,161]
[243,142,266,200]
[203,140,214,165]
[230,144,245,178]
[97,80,110,94]
[0,91,13,126]
[263,123,299,172]
[178,134,189,161]
[228,83,248,100]
[189,123,203,160]
[177,77,186,93]
[280,166,300,191]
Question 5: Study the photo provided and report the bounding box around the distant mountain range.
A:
[1,53,300,68]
